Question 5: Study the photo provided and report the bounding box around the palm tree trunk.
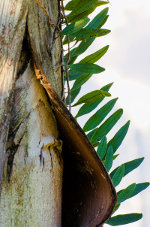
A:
[0,0,63,226]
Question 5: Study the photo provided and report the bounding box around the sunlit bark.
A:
[0,0,63,226]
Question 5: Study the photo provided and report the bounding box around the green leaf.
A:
[71,73,92,91]
[91,109,123,143]
[73,90,111,106]
[67,3,109,23]
[68,63,105,74]
[129,182,150,199]
[75,101,100,118]
[107,213,142,225]
[87,128,97,141]
[61,17,90,35]
[83,98,118,132]
[66,38,94,64]
[80,45,109,63]
[97,136,107,159]
[110,157,144,179]
[111,164,125,187]
[71,78,111,107]
[68,71,84,81]
[117,183,136,204]
[65,0,108,11]
[65,0,81,11]
[67,0,98,22]
[107,121,130,154]
[104,146,113,172]
[75,28,111,40]
[75,83,113,118]
[113,154,119,160]
[86,7,109,29]
[96,1,109,7]
[113,203,120,214]
[66,87,81,105]
[65,8,109,64]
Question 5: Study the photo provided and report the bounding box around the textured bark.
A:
[0,0,28,192]
[0,0,63,226]
[0,1,117,226]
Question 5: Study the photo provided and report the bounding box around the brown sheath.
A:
[34,66,117,227]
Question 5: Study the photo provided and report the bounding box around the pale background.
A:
[65,0,150,226]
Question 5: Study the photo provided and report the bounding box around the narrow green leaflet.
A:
[91,109,123,143]
[75,83,113,118]
[68,63,105,74]
[111,165,125,187]
[61,17,90,35]
[86,7,109,29]
[128,182,150,199]
[110,157,144,179]
[67,8,95,24]
[65,0,82,10]
[107,213,142,226]
[64,8,109,64]
[97,136,107,159]
[117,183,136,204]
[65,0,108,11]
[80,45,109,63]
[71,74,92,91]
[113,154,119,160]
[73,90,111,106]
[66,87,81,105]
[104,146,113,172]
[87,128,97,141]
[67,1,99,22]
[83,98,118,132]
[66,38,94,65]
[75,28,111,40]
[75,101,100,118]
[113,204,120,214]
[107,121,130,154]
[67,3,109,23]
[68,71,84,81]
[96,1,109,7]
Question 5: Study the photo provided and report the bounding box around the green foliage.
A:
[111,165,125,187]
[97,136,107,159]
[61,17,90,36]
[117,183,136,203]
[63,1,149,226]
[107,120,130,154]
[90,109,123,144]
[106,213,143,225]
[83,98,118,132]
[80,45,109,64]
[73,90,111,106]
[110,157,144,179]
[104,146,113,172]
[75,83,113,118]
[68,63,105,74]
[117,182,150,204]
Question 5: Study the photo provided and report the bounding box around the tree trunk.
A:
[0,0,63,226]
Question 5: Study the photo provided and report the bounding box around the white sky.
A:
[65,0,150,226]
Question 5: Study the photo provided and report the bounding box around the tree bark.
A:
[0,1,117,226]
[0,0,63,226]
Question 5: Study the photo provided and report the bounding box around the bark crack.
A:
[16,25,31,79]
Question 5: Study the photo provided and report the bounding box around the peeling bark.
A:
[0,64,63,226]
[0,0,28,191]
[0,0,63,226]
